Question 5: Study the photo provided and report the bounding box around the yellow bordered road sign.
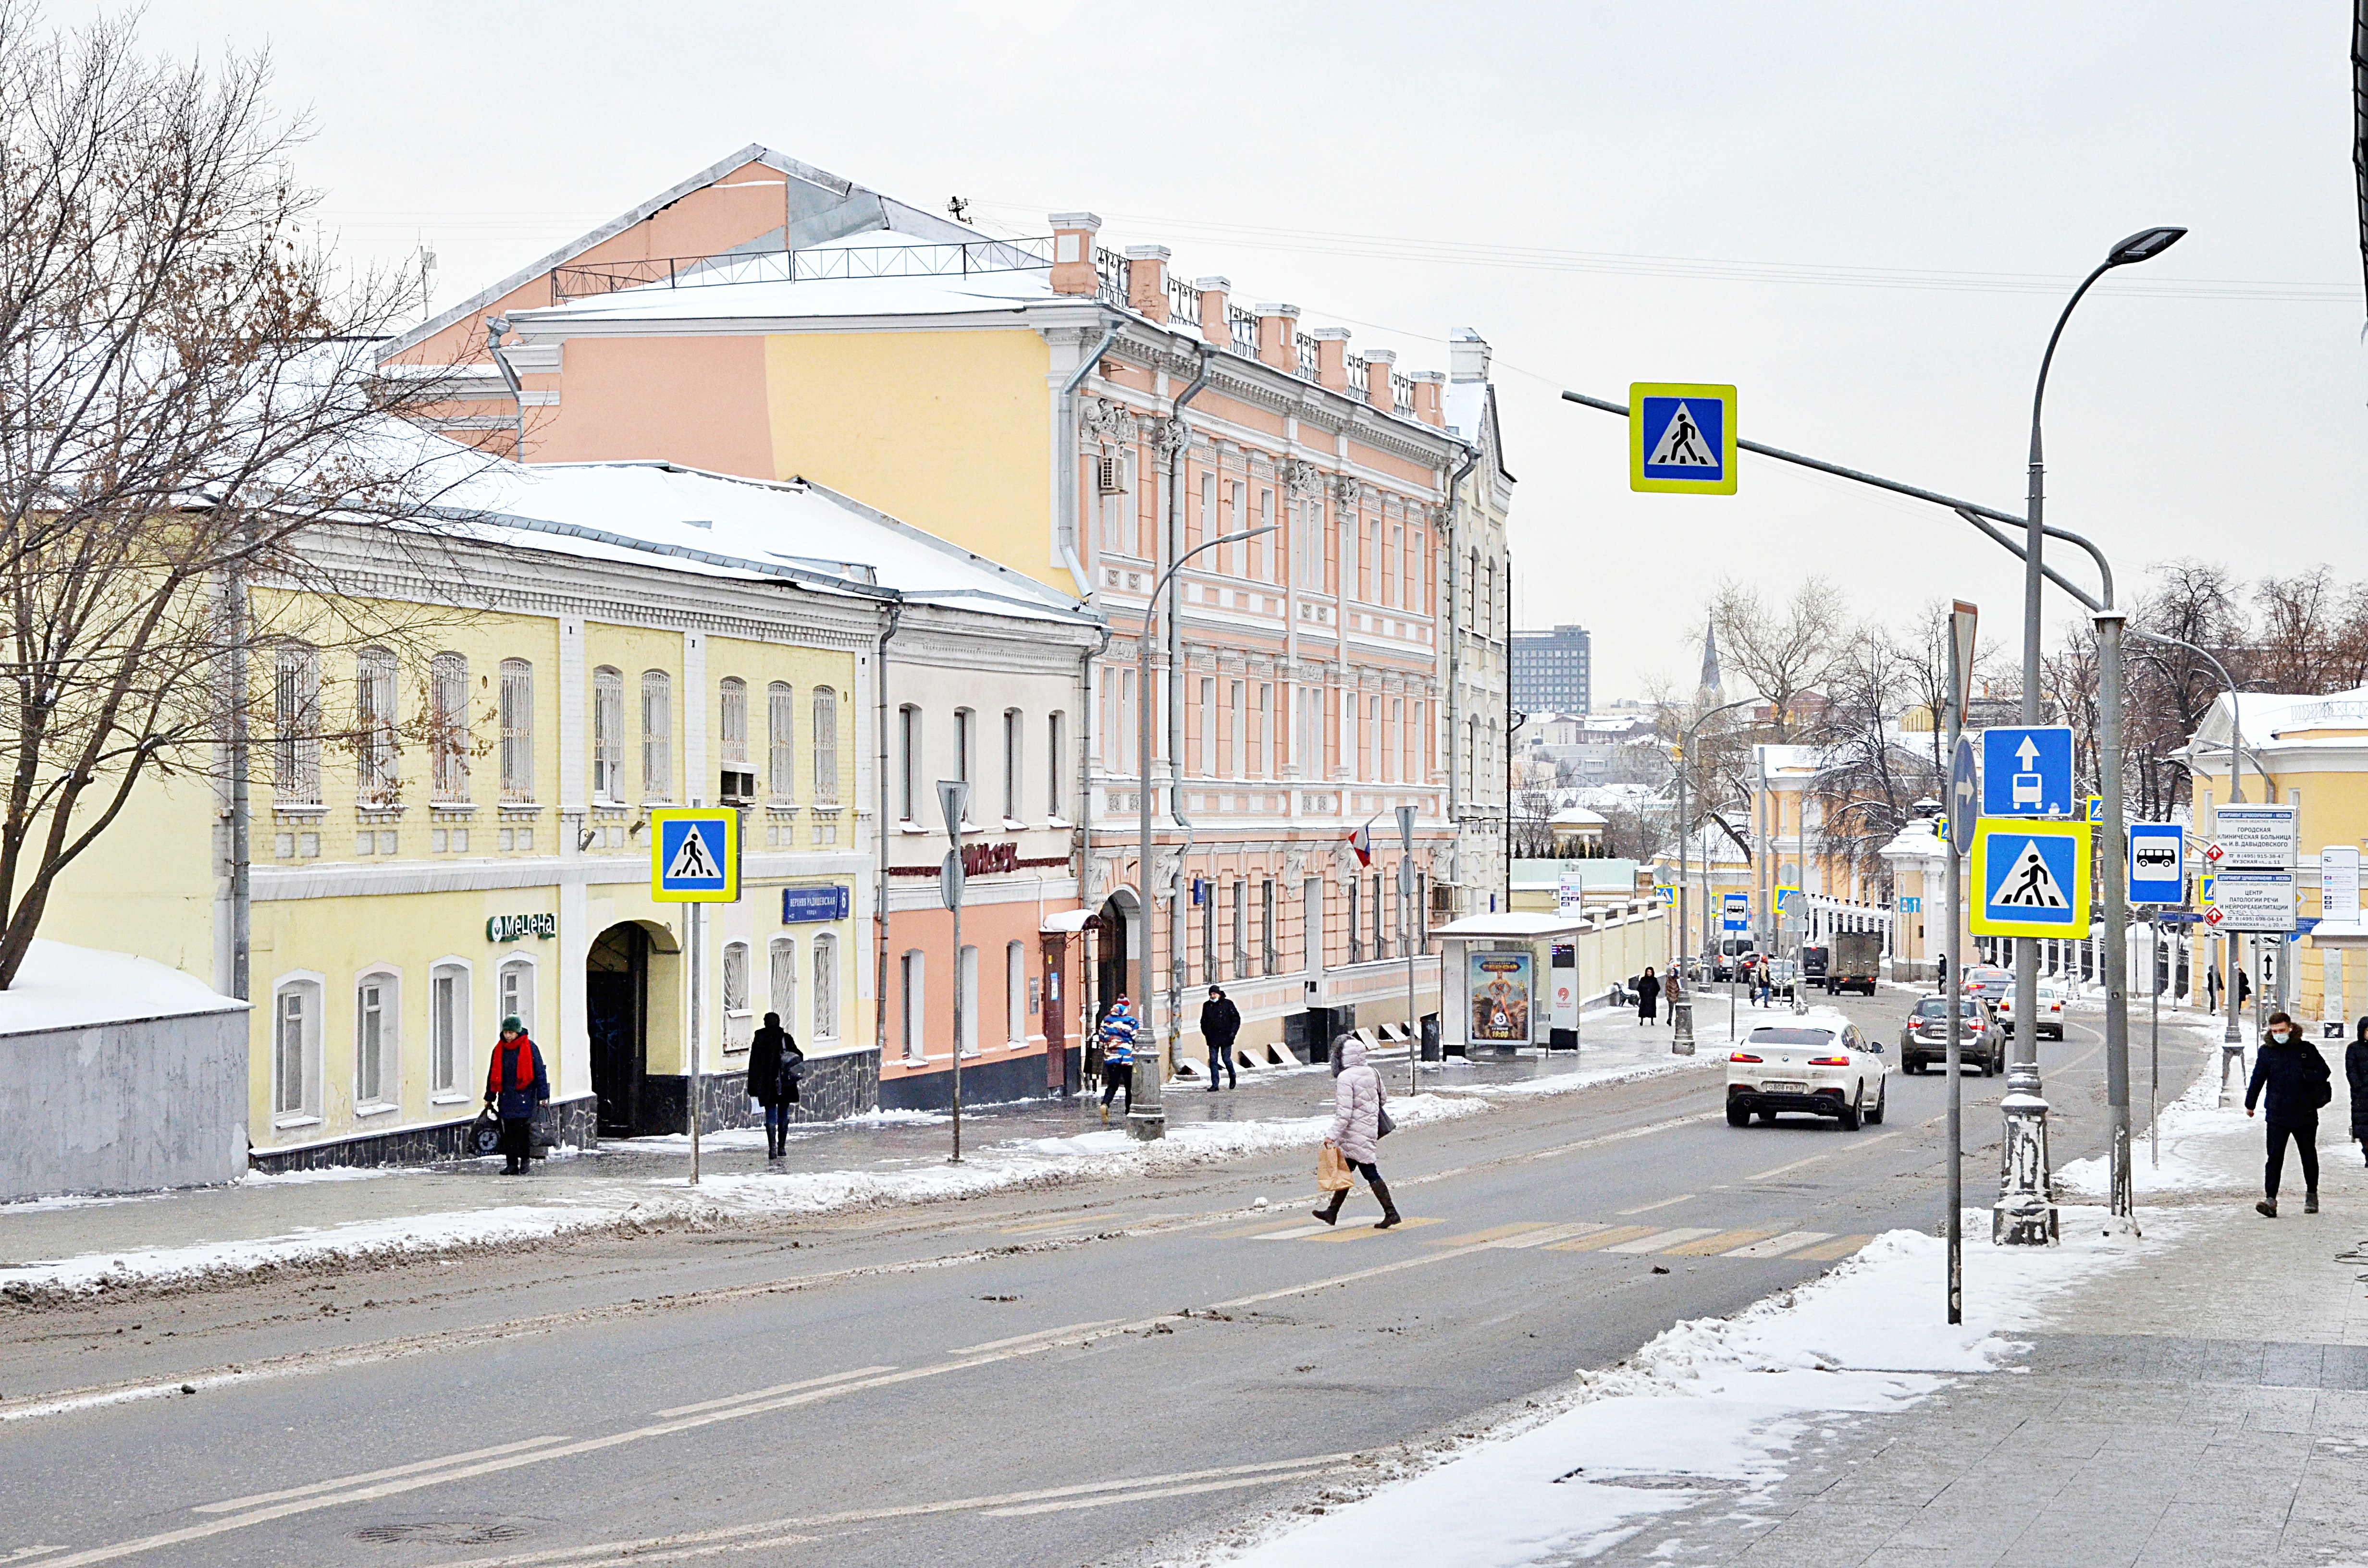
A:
[1969,817,2090,938]
[651,808,740,903]
[1630,383,1737,494]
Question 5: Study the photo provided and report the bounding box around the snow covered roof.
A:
[2195,686,2368,749]
[0,941,247,1035]
[1549,806,1608,825]
[1433,912,1595,939]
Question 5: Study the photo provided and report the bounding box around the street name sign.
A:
[2126,823,2186,906]
[651,808,740,903]
[2211,805,2296,870]
[1970,818,2091,938]
[2204,869,2297,933]
[1630,383,1737,495]
[1979,727,2076,819]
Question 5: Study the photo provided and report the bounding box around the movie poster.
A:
[1468,952,1533,1042]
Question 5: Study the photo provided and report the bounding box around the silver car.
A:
[1898,993,2004,1076]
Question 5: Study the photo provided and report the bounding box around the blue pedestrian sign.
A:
[2126,823,2185,906]
[1980,726,2076,818]
[1630,383,1737,495]
[1721,892,1750,933]
[651,808,740,903]
[1969,818,2090,938]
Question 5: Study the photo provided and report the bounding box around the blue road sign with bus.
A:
[1722,892,1751,932]
[2126,823,2186,905]
[1980,726,2076,819]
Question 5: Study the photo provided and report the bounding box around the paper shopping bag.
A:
[1317,1143,1353,1192]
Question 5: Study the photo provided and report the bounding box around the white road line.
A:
[984,1465,1351,1517]
[949,1319,1124,1356]
[1528,1110,1724,1160]
[1722,1231,1832,1259]
[1252,1224,1332,1241]
[653,1366,896,1419]
[1744,1152,1828,1181]
[1604,1227,1719,1253]
[191,1435,572,1514]
[1490,1222,1607,1249]
[1617,1193,1695,1215]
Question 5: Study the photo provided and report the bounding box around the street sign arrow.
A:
[2202,841,2225,865]
[2016,736,2039,768]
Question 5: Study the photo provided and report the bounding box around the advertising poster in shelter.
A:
[1469,952,1534,1042]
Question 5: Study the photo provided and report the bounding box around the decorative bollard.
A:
[1994,1069,2059,1246]
[1672,999,1695,1056]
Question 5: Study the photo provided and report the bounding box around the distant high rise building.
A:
[1511,624,1592,717]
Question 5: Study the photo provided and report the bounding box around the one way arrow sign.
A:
[1980,726,2076,819]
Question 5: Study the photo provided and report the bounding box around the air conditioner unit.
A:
[719,768,757,805]
[1094,455,1125,495]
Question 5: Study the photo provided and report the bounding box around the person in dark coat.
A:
[2347,1016,2368,1168]
[747,1011,804,1162]
[482,1017,549,1176]
[2246,1010,2332,1217]
[1200,986,1241,1091]
[1634,967,1661,1027]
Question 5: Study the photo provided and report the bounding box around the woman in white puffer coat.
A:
[1317,1036,1402,1229]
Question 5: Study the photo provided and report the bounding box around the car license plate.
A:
[1763,1080,1808,1094]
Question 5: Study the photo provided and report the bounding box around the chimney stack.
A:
[1363,347,1396,410]
[1309,327,1351,393]
[1254,303,1301,372]
[1196,276,1232,349]
[1049,212,1102,297]
[1448,327,1491,383]
[1409,369,1445,427]
[1125,245,1171,323]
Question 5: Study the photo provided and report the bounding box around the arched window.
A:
[641,671,672,802]
[767,682,795,802]
[813,933,839,1041]
[499,659,534,803]
[811,688,839,803]
[272,644,321,805]
[429,959,471,1098]
[592,667,624,803]
[356,647,399,805]
[498,955,535,1037]
[768,936,797,1027]
[272,974,322,1123]
[722,939,751,1051]
[430,653,469,803]
[354,968,400,1109]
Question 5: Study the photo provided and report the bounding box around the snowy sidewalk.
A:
[1196,1019,2368,1567]
[0,1004,1710,1295]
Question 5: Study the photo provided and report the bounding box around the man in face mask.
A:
[2246,1009,2333,1217]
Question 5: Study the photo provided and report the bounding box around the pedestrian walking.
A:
[482,1016,548,1176]
[1661,966,1682,1025]
[2347,1016,2368,1168]
[747,1010,804,1162]
[2246,1010,2332,1217]
[1753,959,1773,1008]
[1314,1036,1401,1230]
[1200,986,1240,1091]
[1098,996,1138,1124]
[1634,967,1661,1027]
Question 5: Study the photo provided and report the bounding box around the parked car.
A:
[1726,1011,1888,1128]
[1996,979,2069,1041]
[1961,964,2013,1006]
[1898,993,2004,1076]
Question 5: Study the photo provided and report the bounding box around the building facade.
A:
[1444,331,1514,922]
[1512,625,1593,719]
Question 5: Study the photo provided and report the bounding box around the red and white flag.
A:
[1345,818,1373,868]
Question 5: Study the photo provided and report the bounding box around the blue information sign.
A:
[1980,726,2076,818]
[781,884,850,924]
[1721,892,1750,933]
[2126,823,2186,906]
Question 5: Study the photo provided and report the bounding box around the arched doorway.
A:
[588,920,680,1138]
[1094,887,1139,1029]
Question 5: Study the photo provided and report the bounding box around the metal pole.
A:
[1675,735,1692,1053]
[688,903,702,1187]
[1945,634,1964,1324]
[939,779,970,1162]
[2149,916,2161,1170]
[951,871,963,1164]
[1400,804,1418,1095]
[2096,609,2134,1223]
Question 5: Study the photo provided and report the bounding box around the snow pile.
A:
[0,940,245,1034]
[1215,1221,2155,1568]
[2058,1022,2255,1199]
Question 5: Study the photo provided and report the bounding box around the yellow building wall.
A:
[2195,760,2368,1022]
[763,329,1055,589]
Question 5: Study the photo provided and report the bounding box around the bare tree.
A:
[2251,567,2335,692]
[0,6,464,986]
[1708,576,1850,741]
[1804,622,1936,887]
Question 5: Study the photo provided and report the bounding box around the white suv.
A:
[1726,1010,1889,1129]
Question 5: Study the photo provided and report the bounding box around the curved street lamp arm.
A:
[2030,261,2116,461]
[1151,523,1277,604]
[1949,507,2113,611]
[2127,629,2267,802]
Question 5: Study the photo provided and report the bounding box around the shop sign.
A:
[961,841,1020,876]
[487,912,557,943]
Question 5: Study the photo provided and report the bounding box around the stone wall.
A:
[1,1009,250,1200]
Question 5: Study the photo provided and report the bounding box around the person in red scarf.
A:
[483,1016,549,1175]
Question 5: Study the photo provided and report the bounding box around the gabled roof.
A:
[383,144,977,359]
[1444,378,1514,483]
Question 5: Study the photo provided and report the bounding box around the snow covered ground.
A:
[1207,1218,2162,1568]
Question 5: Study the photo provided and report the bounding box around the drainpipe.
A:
[485,316,526,461]
[1057,316,1124,600]
[1441,447,1479,911]
[1163,344,1217,1057]
[872,600,903,1070]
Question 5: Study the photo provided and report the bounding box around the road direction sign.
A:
[2211,805,2297,869]
[651,808,740,903]
[1721,892,1750,933]
[1898,895,1924,913]
[2126,823,2186,905]
[1970,817,2091,938]
[1979,727,2076,818]
[1630,383,1737,495]
[1949,736,1976,849]
[2208,869,2297,932]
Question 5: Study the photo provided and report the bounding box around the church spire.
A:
[1698,619,1722,700]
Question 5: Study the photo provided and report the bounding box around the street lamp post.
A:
[1131,521,1277,1141]
[1673,694,1759,1055]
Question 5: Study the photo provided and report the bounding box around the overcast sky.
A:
[72,1,2368,700]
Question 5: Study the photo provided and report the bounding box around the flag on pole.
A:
[1345,818,1374,868]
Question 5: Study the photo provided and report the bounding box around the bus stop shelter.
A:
[1433,912,1594,1053]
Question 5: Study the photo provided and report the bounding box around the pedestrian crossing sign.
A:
[1630,383,1737,495]
[1969,817,2089,937]
[651,808,740,903]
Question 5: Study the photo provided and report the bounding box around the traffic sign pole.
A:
[1944,619,1968,1326]
[2094,608,2134,1227]
[650,808,743,1187]
[938,781,969,1165]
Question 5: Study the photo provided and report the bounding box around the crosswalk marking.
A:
[1252,1224,1332,1242]
[1661,1228,1776,1256]
[1490,1222,1608,1249]
[1302,1216,1443,1244]
[1545,1225,1661,1252]
[1789,1234,1873,1261]
[1604,1227,1721,1254]
[1722,1230,1832,1259]
[1438,1222,1556,1246]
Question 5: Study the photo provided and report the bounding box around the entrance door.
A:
[587,923,648,1137]
[1041,935,1068,1094]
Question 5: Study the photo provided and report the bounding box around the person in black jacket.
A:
[2246,1010,2332,1217]
[1199,987,1240,1092]
[2347,1016,2368,1168]
[747,1012,804,1162]
[1634,967,1662,1027]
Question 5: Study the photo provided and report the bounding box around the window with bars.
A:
[1261,880,1277,976]
[719,677,748,766]
[641,671,672,801]
[722,940,751,1051]
[429,653,468,803]
[1045,710,1064,818]
[592,667,624,803]
[498,659,533,803]
[812,688,839,802]
[813,934,838,1041]
[272,644,321,804]
[769,936,797,1028]
[768,683,795,802]
[356,648,398,806]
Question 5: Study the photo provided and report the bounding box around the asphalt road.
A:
[0,987,2191,1568]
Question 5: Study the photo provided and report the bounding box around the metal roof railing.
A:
[548,235,1056,302]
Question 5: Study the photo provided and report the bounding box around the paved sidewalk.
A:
[0,999,1717,1288]
[1596,1019,2368,1567]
